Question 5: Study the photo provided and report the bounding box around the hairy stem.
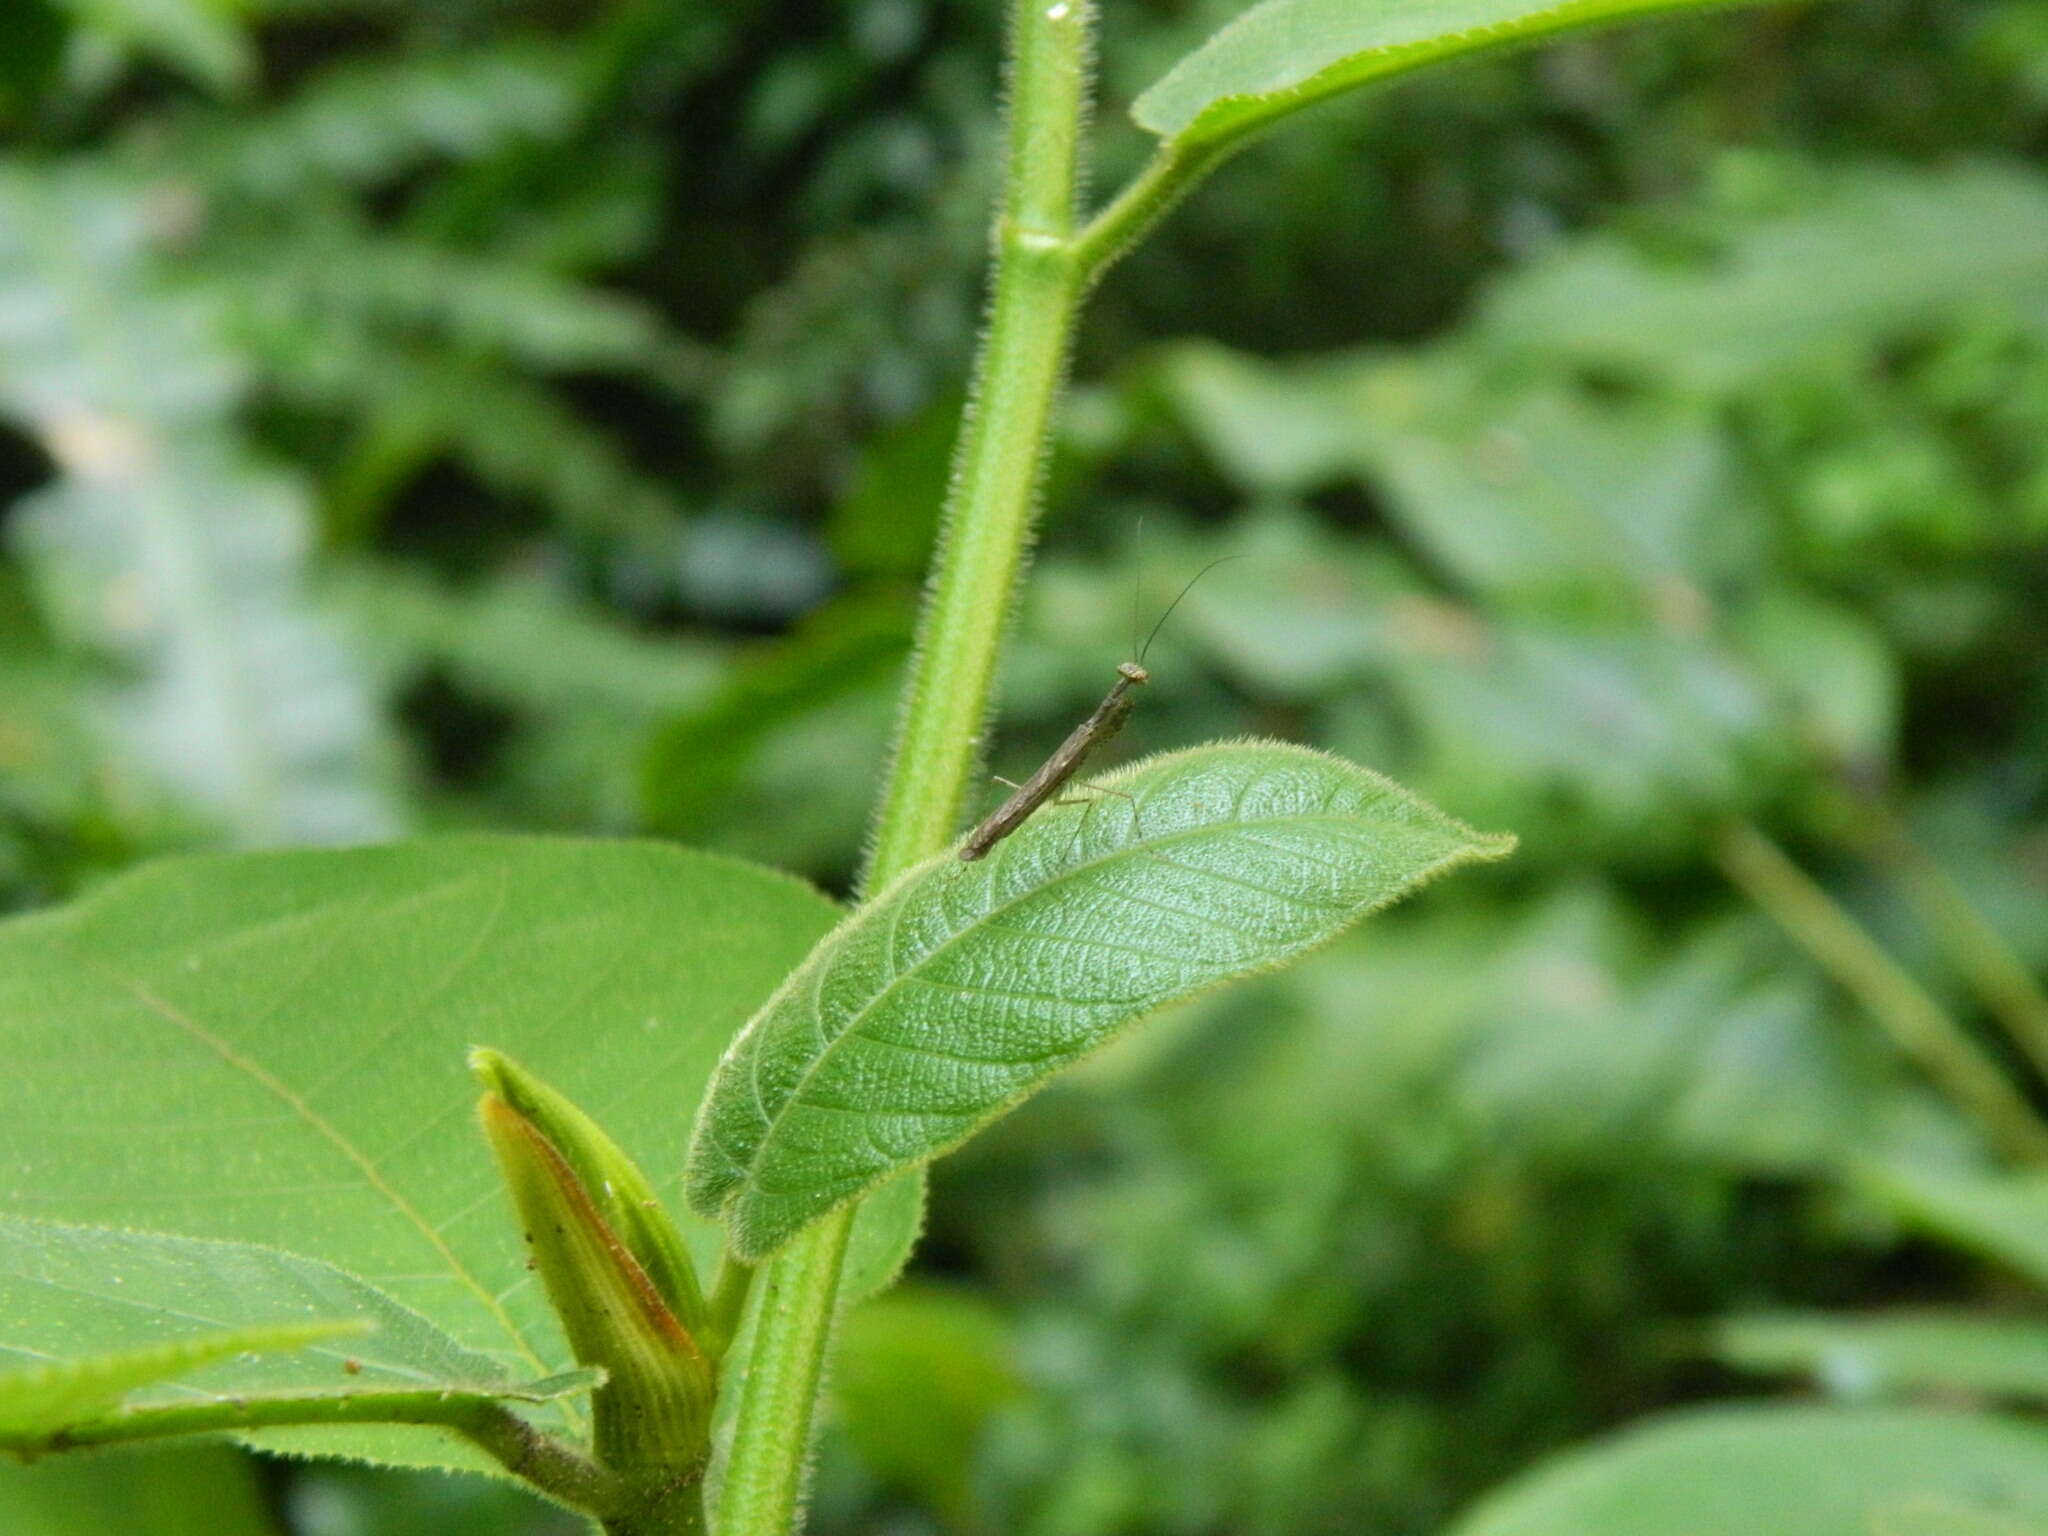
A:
[1717,820,2048,1163]
[713,3,1094,1534]
[861,0,1092,884]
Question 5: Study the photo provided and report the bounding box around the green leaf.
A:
[1864,1166,2048,1291]
[50,0,253,92]
[1474,163,2048,392]
[1715,1311,2048,1404]
[1446,1405,2048,1536]
[1729,589,1899,771]
[1160,342,1370,496]
[639,592,910,845]
[163,45,582,196]
[1390,618,1777,848]
[1131,0,1782,150]
[221,209,694,383]
[833,1286,1021,1528]
[0,1216,595,1454]
[0,167,396,847]
[1874,1497,2048,1536]
[0,1444,279,1536]
[1164,346,1749,616]
[687,741,1512,1260]
[0,836,918,1470]
[1,1320,362,1439]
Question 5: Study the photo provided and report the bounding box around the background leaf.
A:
[0,167,396,848]
[0,1443,280,1536]
[50,0,253,92]
[273,1462,587,1536]
[1866,1166,2048,1290]
[1473,164,2048,392]
[688,741,1512,1259]
[1446,1406,2048,1536]
[831,1284,1022,1528]
[1714,1311,2048,1405]
[0,837,917,1470]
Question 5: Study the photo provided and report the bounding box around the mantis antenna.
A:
[958,548,1245,861]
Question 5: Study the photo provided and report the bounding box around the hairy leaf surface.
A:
[688,742,1512,1259]
[1132,0,1783,149]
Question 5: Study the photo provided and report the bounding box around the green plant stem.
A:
[859,0,1091,884]
[1717,820,2048,1163]
[707,1214,855,1534]
[28,1393,621,1517]
[712,4,1094,1534]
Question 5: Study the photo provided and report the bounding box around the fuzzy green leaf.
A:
[1131,0,1784,150]
[0,837,919,1472]
[687,741,1512,1260]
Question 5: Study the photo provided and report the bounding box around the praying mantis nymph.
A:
[958,555,1239,862]
[958,660,1147,861]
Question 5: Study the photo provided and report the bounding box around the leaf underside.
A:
[0,1321,361,1439]
[1132,0,1783,148]
[0,1215,595,1451]
[688,741,1512,1260]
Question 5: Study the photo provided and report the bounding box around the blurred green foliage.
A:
[1,0,2046,1532]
